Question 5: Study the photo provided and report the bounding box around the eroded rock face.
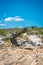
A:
[0,47,43,65]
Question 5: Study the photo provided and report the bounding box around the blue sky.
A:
[0,0,43,29]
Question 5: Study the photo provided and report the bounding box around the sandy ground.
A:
[0,47,43,65]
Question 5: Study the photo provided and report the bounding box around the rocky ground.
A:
[0,46,43,65]
[0,33,43,65]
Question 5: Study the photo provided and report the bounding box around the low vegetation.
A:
[0,27,43,35]
[2,38,12,47]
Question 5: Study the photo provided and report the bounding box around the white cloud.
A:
[14,16,24,21]
[4,17,13,22]
[0,24,6,26]
[4,16,24,22]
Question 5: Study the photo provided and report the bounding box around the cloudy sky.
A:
[0,0,43,29]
